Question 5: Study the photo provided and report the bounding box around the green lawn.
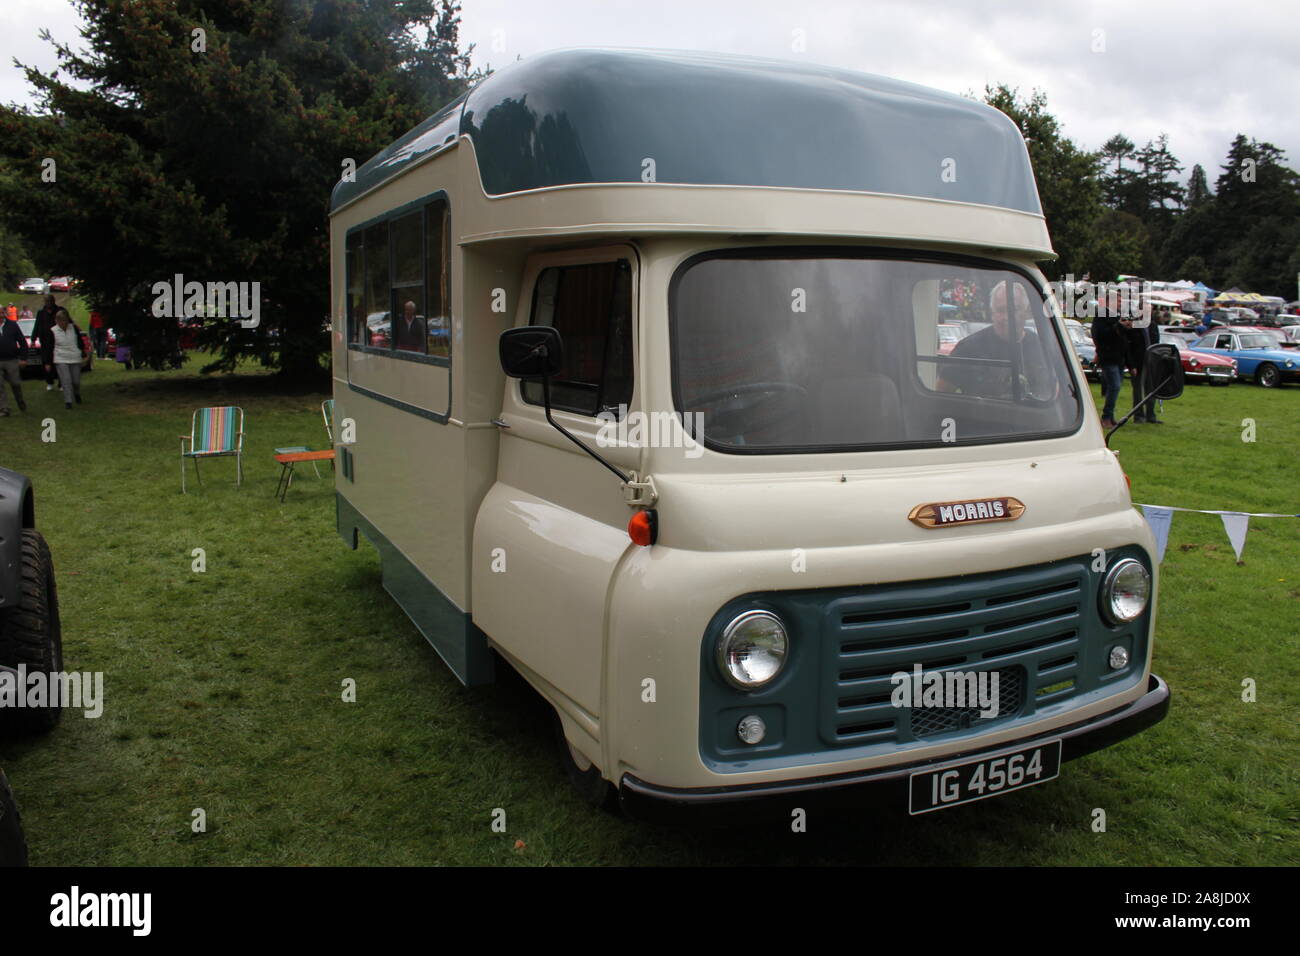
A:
[1,360,1296,865]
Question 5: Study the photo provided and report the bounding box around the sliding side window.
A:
[523,260,633,417]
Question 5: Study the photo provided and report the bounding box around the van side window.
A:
[345,232,364,344]
[345,194,451,362]
[363,221,390,348]
[524,260,633,416]
[425,199,451,358]
[390,211,425,354]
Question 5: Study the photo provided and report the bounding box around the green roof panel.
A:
[331,49,1043,215]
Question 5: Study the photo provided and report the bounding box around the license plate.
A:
[908,739,1061,814]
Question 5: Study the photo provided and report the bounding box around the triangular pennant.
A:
[1140,506,1175,564]
[1220,512,1250,562]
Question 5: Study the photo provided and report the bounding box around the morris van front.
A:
[596,239,1170,816]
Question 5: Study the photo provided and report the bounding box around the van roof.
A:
[330,48,1043,216]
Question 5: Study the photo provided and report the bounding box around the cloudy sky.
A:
[3,0,1296,185]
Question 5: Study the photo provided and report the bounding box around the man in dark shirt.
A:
[938,281,1053,400]
[1124,316,1162,423]
[1090,310,1130,428]
[392,299,426,353]
[33,294,59,390]
[0,313,29,415]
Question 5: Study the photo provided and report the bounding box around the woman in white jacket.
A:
[48,308,89,409]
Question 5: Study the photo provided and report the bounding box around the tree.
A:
[0,0,478,376]
[1185,164,1211,209]
[982,85,1103,280]
[1174,254,1208,281]
[0,165,38,290]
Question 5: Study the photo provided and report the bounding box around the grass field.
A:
[0,359,1296,865]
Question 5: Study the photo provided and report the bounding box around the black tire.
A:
[0,530,63,735]
[1255,363,1280,388]
[552,710,617,810]
[0,770,27,866]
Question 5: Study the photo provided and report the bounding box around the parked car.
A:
[1192,330,1300,387]
[47,277,73,293]
[936,323,963,355]
[1157,325,1199,347]
[1065,322,1097,379]
[17,278,47,295]
[1158,332,1236,385]
[15,319,93,375]
[1230,326,1299,350]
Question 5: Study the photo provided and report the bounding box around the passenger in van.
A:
[393,299,426,352]
[937,281,1053,400]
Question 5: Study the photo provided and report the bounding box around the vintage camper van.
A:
[328,49,1173,817]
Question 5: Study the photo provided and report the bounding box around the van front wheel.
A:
[552,712,617,810]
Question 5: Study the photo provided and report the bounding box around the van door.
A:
[472,245,641,743]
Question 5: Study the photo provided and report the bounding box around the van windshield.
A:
[671,252,1080,452]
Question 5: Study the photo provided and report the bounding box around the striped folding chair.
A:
[180,406,245,494]
[322,399,335,443]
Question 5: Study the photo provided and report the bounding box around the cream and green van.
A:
[328,49,1175,818]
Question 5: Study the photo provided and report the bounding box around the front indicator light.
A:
[717,611,788,690]
[737,715,767,744]
[628,509,657,546]
[1109,646,1130,670]
[1100,559,1150,625]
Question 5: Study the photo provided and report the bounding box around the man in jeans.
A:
[1125,318,1162,424]
[0,311,29,416]
[1090,310,1128,429]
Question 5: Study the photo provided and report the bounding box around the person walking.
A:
[1124,316,1162,424]
[0,310,29,416]
[48,308,88,409]
[1090,310,1128,429]
[89,307,107,358]
[33,294,59,391]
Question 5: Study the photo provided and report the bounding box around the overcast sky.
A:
[3,0,1296,186]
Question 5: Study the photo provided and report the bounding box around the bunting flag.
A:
[1140,506,1174,564]
[1219,513,1250,562]
[1132,504,1299,565]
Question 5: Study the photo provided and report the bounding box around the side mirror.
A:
[1145,342,1184,400]
[499,326,564,379]
[495,324,630,485]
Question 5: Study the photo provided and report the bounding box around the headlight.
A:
[716,610,788,690]
[1100,559,1150,625]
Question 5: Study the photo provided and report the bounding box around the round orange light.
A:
[628,510,657,546]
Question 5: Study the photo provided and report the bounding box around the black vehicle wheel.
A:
[1256,363,1280,388]
[0,770,27,866]
[0,530,64,735]
[552,710,617,810]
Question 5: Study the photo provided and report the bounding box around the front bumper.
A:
[619,673,1169,823]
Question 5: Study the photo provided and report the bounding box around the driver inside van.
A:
[937,281,1053,400]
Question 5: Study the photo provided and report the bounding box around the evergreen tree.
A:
[1186,164,1211,208]
[983,85,1102,280]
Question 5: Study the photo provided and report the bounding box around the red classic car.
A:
[1159,332,1236,385]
